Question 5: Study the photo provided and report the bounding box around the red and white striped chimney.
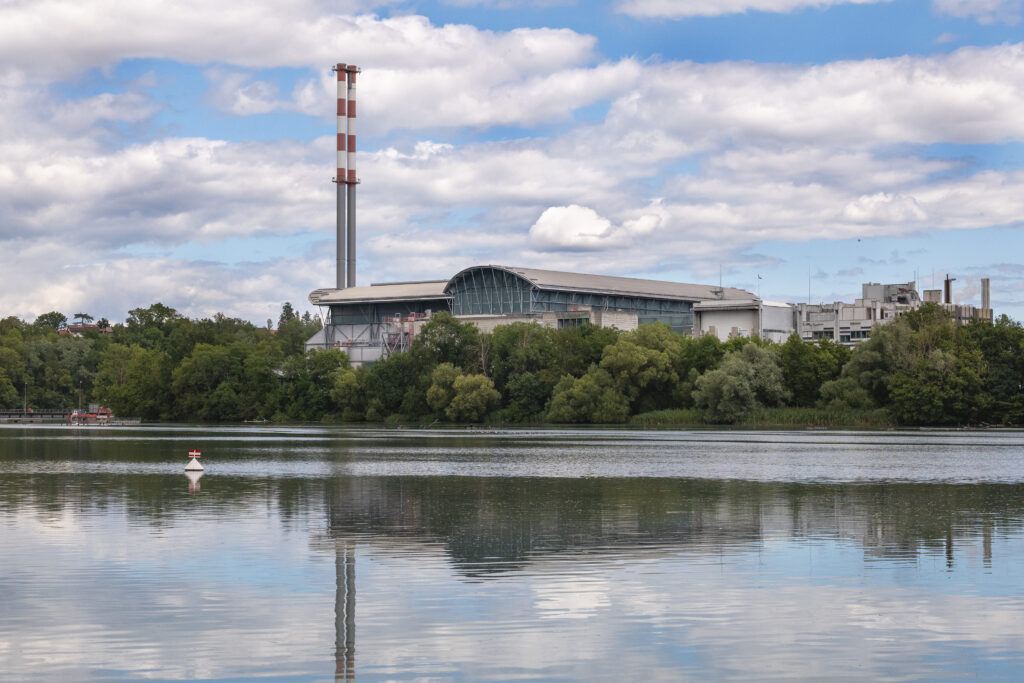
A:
[345,65,358,288]
[334,63,348,289]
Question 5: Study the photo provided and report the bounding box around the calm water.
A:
[2,425,1024,681]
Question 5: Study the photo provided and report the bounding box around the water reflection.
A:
[323,476,1021,574]
[334,540,356,681]
[185,470,203,494]
[2,426,1024,680]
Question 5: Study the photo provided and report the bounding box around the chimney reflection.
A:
[335,539,356,681]
[185,470,203,495]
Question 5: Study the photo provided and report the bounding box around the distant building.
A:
[308,264,754,365]
[795,279,992,347]
[693,299,795,344]
[58,323,113,337]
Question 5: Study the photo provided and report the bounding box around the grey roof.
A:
[693,299,792,311]
[309,281,449,306]
[448,265,754,301]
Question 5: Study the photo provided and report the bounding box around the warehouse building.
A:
[308,264,755,365]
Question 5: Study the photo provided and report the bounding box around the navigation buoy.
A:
[185,448,203,471]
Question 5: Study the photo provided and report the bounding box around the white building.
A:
[692,299,795,344]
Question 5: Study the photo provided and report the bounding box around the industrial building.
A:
[306,63,769,365]
[306,62,992,363]
[308,264,756,365]
[795,277,993,346]
[693,299,795,344]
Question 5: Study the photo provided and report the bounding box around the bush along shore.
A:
[2,302,1022,427]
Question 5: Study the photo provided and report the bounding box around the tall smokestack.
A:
[982,278,990,311]
[346,66,358,288]
[944,274,955,304]
[333,63,348,289]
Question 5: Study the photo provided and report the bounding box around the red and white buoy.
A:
[185,448,203,472]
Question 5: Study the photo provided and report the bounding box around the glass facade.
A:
[446,267,696,334]
[447,267,533,315]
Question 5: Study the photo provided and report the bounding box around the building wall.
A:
[590,310,639,331]
[761,304,796,343]
[695,303,794,343]
[699,309,756,341]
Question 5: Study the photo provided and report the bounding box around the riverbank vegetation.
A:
[2,302,1022,426]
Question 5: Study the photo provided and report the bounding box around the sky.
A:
[1,0,1023,325]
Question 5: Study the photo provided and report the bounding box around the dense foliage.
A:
[2,302,1022,426]
[0,303,325,421]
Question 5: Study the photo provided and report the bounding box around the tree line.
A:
[2,302,1022,426]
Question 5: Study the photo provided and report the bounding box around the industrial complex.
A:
[308,63,994,366]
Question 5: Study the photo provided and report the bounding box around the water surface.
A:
[1,425,1023,680]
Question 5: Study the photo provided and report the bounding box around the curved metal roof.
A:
[309,281,449,306]
[445,265,753,302]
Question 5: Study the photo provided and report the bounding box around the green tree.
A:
[693,366,756,424]
[426,363,461,414]
[330,365,368,421]
[93,344,172,420]
[818,376,874,410]
[33,311,67,332]
[693,344,788,423]
[171,343,245,420]
[547,368,630,424]
[446,374,500,422]
[965,316,1024,424]
[888,347,989,425]
[598,337,676,412]
[278,349,350,421]
[488,323,558,392]
[502,371,549,422]
[412,312,481,371]
[779,334,846,407]
[0,368,18,408]
[841,303,990,425]
[278,302,298,328]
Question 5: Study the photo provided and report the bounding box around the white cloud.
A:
[3,3,1024,318]
[933,0,1023,24]
[0,239,328,322]
[444,0,575,6]
[841,192,928,223]
[205,69,281,116]
[617,0,889,19]
[528,204,665,250]
[623,44,1024,146]
[0,4,600,81]
[617,0,1021,23]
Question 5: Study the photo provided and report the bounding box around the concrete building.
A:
[693,299,795,343]
[795,281,920,346]
[795,279,993,347]
[308,264,754,365]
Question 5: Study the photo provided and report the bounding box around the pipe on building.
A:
[982,278,990,311]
